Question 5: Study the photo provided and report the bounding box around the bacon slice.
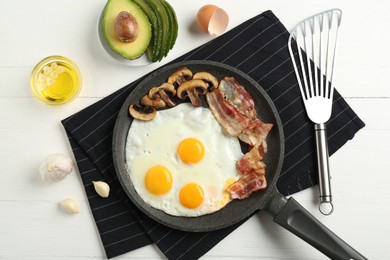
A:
[237,144,266,175]
[206,88,251,136]
[227,172,267,199]
[206,89,273,146]
[206,76,273,200]
[232,141,267,199]
[239,119,273,147]
[219,77,257,120]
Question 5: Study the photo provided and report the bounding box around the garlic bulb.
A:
[60,198,80,214]
[40,154,73,183]
[93,181,110,198]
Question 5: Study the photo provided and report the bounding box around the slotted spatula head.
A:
[288,9,342,124]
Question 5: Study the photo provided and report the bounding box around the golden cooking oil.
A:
[31,56,82,105]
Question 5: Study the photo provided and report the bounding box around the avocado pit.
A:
[115,11,139,43]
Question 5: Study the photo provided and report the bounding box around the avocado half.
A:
[102,0,152,60]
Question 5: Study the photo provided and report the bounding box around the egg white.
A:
[125,103,243,217]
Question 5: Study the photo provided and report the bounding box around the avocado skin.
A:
[132,0,163,62]
[139,0,178,62]
[102,0,152,60]
[145,0,170,61]
[161,0,178,51]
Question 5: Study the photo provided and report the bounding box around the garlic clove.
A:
[40,153,74,183]
[60,198,80,214]
[93,181,110,198]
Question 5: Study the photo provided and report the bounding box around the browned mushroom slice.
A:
[177,79,208,107]
[141,95,166,108]
[167,67,193,88]
[148,83,177,107]
[193,72,219,91]
[129,104,156,121]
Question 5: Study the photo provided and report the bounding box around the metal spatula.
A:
[288,9,342,215]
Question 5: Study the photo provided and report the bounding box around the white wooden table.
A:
[1,0,389,259]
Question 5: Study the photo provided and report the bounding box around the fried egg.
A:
[125,103,243,217]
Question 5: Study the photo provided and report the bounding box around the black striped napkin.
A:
[62,10,364,259]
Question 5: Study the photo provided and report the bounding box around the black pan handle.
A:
[266,193,367,260]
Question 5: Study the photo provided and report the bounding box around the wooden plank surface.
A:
[1,0,389,259]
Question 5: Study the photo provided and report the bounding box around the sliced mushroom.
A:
[129,104,156,121]
[177,79,208,107]
[148,83,176,107]
[141,95,166,108]
[167,67,193,88]
[193,72,219,91]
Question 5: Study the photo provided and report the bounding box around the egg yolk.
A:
[145,165,172,195]
[177,138,205,164]
[179,183,204,209]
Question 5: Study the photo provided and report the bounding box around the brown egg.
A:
[196,5,229,36]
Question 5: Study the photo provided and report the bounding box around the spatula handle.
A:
[268,194,368,260]
[314,123,333,215]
